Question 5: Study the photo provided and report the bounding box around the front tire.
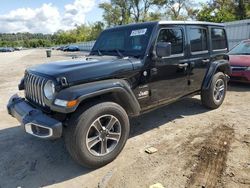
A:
[201,72,227,109]
[64,102,130,168]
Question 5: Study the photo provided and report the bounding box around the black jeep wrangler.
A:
[7,21,231,168]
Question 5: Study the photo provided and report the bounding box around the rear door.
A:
[186,25,210,92]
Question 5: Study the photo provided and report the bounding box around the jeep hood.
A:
[28,56,142,84]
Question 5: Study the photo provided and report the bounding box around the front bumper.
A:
[230,70,250,83]
[7,94,62,139]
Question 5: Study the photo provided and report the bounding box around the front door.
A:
[148,26,190,106]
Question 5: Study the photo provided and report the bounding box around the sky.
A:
[0,0,106,34]
[0,0,205,34]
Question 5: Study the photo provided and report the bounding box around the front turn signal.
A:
[67,100,78,108]
[54,99,78,108]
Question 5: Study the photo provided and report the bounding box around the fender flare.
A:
[51,79,141,116]
[202,59,231,90]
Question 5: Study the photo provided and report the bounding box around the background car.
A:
[55,46,64,51]
[63,45,80,52]
[0,47,14,52]
[228,40,250,83]
[14,47,23,51]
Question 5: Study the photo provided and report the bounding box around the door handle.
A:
[190,61,195,68]
[202,59,210,63]
[178,63,188,68]
[150,68,158,75]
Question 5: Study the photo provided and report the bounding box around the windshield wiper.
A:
[106,49,125,58]
[115,49,124,58]
[91,49,103,56]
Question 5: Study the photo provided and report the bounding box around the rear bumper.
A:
[230,70,250,83]
[7,94,62,139]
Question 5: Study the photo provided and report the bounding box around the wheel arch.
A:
[202,59,231,90]
[54,79,141,116]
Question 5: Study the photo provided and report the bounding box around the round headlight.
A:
[44,80,55,100]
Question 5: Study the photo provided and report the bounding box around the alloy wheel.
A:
[86,115,121,156]
[213,78,225,103]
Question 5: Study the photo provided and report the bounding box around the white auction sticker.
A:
[130,28,147,36]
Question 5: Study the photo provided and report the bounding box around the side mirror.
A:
[156,42,171,58]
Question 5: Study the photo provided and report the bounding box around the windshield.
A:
[90,24,155,58]
[228,41,250,55]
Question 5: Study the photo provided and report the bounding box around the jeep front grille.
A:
[24,73,47,107]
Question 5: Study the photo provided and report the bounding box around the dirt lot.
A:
[0,49,249,188]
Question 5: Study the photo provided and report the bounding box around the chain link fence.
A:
[225,19,250,49]
[73,40,95,52]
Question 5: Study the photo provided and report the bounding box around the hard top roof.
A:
[105,20,224,31]
[158,20,224,27]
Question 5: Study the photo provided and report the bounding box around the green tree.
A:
[52,22,104,45]
[197,0,250,22]
[99,1,131,26]
[234,0,250,20]
[88,22,105,40]
[197,0,236,22]
[0,22,104,48]
[99,0,159,26]
[130,0,157,22]
[154,0,199,20]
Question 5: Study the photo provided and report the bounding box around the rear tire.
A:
[201,72,227,109]
[64,102,130,168]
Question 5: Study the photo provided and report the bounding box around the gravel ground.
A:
[0,49,249,188]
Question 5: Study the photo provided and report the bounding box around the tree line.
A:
[100,0,250,25]
[0,22,104,48]
[0,0,249,48]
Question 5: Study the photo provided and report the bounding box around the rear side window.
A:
[157,28,183,55]
[211,28,227,50]
[190,28,208,52]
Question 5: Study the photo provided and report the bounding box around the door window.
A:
[211,28,227,50]
[157,28,183,55]
[190,28,208,52]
